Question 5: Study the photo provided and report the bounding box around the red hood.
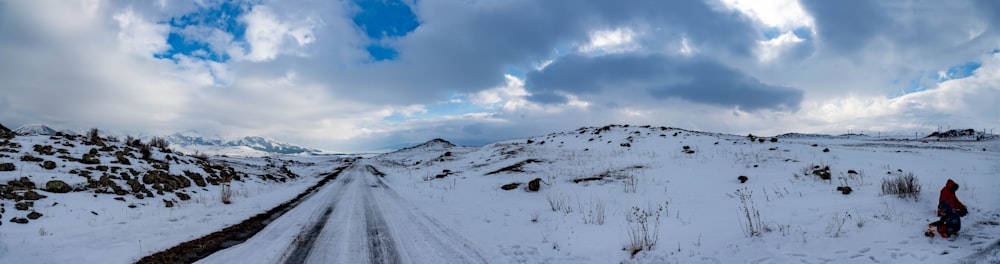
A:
[944,179,958,193]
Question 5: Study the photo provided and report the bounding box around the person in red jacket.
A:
[928,179,968,238]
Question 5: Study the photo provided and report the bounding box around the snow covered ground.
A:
[2,125,998,263]
[0,133,348,263]
[364,126,1000,263]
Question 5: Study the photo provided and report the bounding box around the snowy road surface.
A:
[197,162,488,264]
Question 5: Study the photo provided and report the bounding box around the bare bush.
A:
[623,175,638,193]
[580,198,606,225]
[881,172,921,200]
[149,137,169,150]
[735,188,769,237]
[221,168,234,204]
[826,212,852,238]
[191,151,210,161]
[547,194,570,213]
[125,135,142,148]
[86,128,102,144]
[625,204,663,256]
[220,183,232,204]
[137,142,152,160]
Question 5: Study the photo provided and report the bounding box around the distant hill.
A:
[925,129,996,140]
[0,122,9,132]
[398,138,456,151]
[14,123,58,135]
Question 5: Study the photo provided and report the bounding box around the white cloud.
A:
[470,74,528,107]
[679,36,696,56]
[795,53,1000,133]
[756,31,804,62]
[719,0,814,30]
[239,5,317,62]
[579,27,641,55]
[395,104,428,117]
[113,8,170,55]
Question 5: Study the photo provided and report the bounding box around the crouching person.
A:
[927,179,967,238]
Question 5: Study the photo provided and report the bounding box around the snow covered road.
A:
[197,162,488,264]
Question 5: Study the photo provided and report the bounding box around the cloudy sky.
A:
[1,0,998,152]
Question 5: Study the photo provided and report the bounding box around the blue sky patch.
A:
[760,27,811,41]
[353,0,419,61]
[155,1,251,62]
[382,97,492,123]
[762,28,782,40]
[937,61,981,81]
[792,28,812,41]
[366,45,400,61]
[893,60,982,98]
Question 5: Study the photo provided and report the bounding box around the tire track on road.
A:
[283,206,334,264]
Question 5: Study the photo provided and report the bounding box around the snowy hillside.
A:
[0,124,997,263]
[0,131,349,263]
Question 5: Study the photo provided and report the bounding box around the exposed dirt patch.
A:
[485,159,543,175]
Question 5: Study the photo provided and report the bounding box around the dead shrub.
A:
[881,172,921,200]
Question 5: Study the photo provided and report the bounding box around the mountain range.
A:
[165,132,319,155]
[5,123,318,155]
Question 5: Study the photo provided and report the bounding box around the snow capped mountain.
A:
[224,136,318,154]
[165,131,225,146]
[165,132,319,155]
[14,123,58,135]
[0,122,9,132]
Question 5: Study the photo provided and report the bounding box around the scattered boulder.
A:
[527,178,543,192]
[175,192,191,201]
[847,170,858,175]
[434,169,453,179]
[836,186,853,195]
[42,160,57,170]
[27,211,42,219]
[45,180,72,193]
[163,199,174,208]
[143,170,191,191]
[738,175,749,183]
[114,151,131,165]
[184,171,207,187]
[23,190,46,200]
[0,163,15,171]
[813,166,832,180]
[500,183,521,190]
[10,217,28,224]
[822,148,830,153]
[15,201,32,211]
[9,177,36,190]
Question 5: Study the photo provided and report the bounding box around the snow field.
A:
[374,126,1000,263]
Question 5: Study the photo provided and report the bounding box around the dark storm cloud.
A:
[308,0,761,105]
[525,54,803,111]
[800,0,998,57]
[797,0,887,54]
